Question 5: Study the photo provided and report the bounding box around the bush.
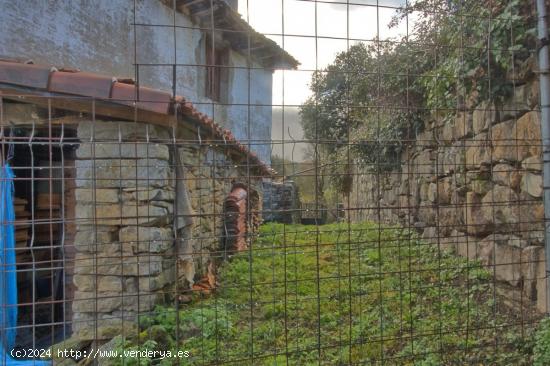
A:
[534,317,550,365]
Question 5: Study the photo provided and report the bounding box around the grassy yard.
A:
[115,222,538,365]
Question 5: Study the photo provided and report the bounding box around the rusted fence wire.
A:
[0,0,548,365]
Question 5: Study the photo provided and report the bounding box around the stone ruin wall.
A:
[71,120,262,340]
[262,180,301,224]
[348,70,547,313]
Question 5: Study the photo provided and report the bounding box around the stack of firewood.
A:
[14,197,30,247]
[34,193,61,244]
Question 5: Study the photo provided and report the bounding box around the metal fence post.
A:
[536,0,550,314]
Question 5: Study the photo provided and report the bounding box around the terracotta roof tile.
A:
[49,70,114,99]
[111,82,172,114]
[0,62,52,89]
[0,59,274,176]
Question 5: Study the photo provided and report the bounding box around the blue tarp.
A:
[0,164,49,365]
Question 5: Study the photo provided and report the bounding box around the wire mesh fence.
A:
[0,0,548,364]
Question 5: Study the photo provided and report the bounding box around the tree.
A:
[299,0,535,192]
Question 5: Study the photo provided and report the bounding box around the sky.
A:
[237,0,410,160]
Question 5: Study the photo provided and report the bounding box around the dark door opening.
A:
[8,127,77,350]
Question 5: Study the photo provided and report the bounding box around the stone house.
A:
[0,0,297,349]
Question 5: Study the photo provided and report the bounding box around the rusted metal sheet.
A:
[224,186,248,252]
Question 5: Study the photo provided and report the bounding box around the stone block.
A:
[456,236,481,261]
[72,291,122,313]
[138,267,175,292]
[119,226,173,253]
[494,242,524,287]
[536,278,548,313]
[76,143,170,161]
[398,177,409,196]
[472,100,499,135]
[75,159,171,188]
[412,150,435,176]
[522,156,543,172]
[441,121,455,143]
[439,230,462,253]
[491,120,517,162]
[470,178,493,195]
[477,234,524,286]
[74,227,117,253]
[436,143,466,175]
[480,186,519,234]
[73,275,127,293]
[415,129,435,149]
[464,191,492,236]
[438,205,463,235]
[75,188,119,204]
[421,226,437,242]
[521,172,543,198]
[72,314,138,340]
[465,132,491,170]
[453,112,474,140]
[514,111,542,158]
[122,188,175,202]
[521,245,545,283]
[492,163,521,189]
[427,178,452,204]
[382,187,398,206]
[491,112,541,163]
[74,252,164,277]
[466,169,490,184]
[500,82,539,121]
[77,121,170,141]
[416,202,436,226]
[75,203,168,226]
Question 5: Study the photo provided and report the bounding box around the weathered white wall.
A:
[0,0,272,163]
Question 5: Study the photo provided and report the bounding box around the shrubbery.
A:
[299,0,536,188]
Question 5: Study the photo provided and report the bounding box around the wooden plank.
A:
[14,197,28,205]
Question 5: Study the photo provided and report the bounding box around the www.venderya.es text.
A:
[12,348,190,361]
[60,349,190,360]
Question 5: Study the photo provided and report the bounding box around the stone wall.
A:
[179,142,263,277]
[262,180,300,224]
[348,77,547,313]
[71,119,262,340]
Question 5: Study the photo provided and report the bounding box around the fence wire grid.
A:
[0,0,548,365]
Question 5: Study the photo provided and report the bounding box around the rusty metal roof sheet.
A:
[0,59,273,176]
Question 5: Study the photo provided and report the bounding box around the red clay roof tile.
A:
[49,70,114,99]
[111,82,172,115]
[0,59,274,176]
[0,61,52,89]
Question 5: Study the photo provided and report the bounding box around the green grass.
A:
[114,222,537,365]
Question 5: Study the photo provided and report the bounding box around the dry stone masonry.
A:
[72,120,263,340]
[349,73,547,313]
